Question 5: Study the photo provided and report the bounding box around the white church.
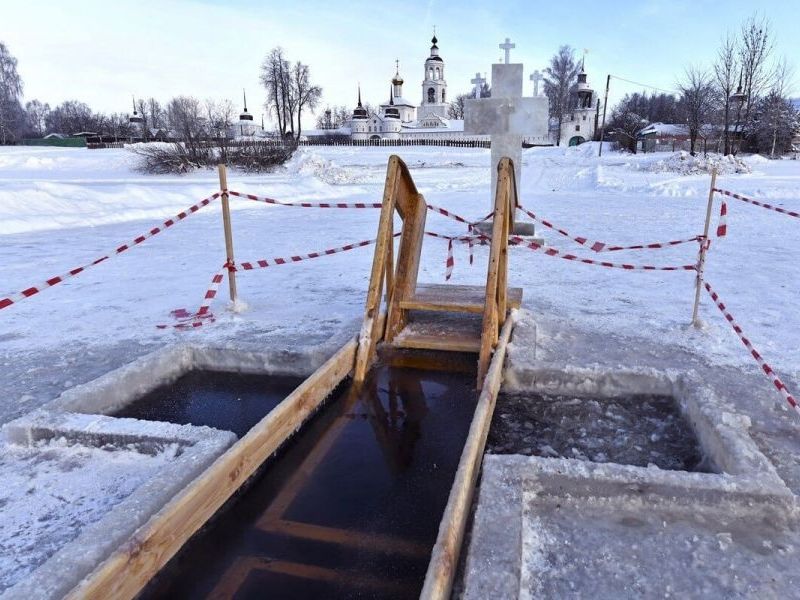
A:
[304,33,598,146]
[319,34,467,141]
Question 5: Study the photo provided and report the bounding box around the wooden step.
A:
[389,311,482,353]
[398,284,523,314]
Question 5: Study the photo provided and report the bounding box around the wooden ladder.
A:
[354,155,520,389]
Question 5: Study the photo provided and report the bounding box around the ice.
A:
[0,142,798,594]
[0,437,180,593]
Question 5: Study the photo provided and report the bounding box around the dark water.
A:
[488,393,709,472]
[112,371,304,438]
[142,364,478,600]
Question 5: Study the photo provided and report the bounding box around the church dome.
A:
[352,85,368,119]
[129,97,143,124]
[239,89,253,121]
[384,86,400,119]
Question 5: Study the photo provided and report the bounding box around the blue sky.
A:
[4,0,797,126]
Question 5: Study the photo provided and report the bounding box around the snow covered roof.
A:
[387,96,415,107]
[303,127,352,137]
[638,123,689,137]
[402,119,464,133]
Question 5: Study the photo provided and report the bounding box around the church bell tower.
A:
[420,31,448,119]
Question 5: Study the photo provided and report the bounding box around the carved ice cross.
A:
[529,70,543,96]
[499,38,515,65]
[470,72,486,98]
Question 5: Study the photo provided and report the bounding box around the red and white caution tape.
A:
[237,235,400,270]
[229,189,494,233]
[158,267,227,330]
[0,193,220,311]
[162,236,401,329]
[509,236,697,271]
[444,239,454,280]
[227,190,382,209]
[703,281,798,415]
[713,188,800,220]
[426,203,493,231]
[716,200,728,238]
[516,204,702,252]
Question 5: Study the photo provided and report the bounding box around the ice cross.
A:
[464,60,548,214]
[470,72,486,97]
[499,38,515,64]
[529,70,543,96]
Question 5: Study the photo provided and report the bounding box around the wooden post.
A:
[692,168,717,326]
[217,164,237,303]
[598,74,611,157]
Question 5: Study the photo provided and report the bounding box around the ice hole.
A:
[487,392,712,472]
[112,370,305,437]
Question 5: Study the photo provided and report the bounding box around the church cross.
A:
[529,70,543,96]
[470,72,486,97]
[499,38,515,64]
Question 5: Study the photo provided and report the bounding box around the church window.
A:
[428,67,434,80]
[428,87,435,103]
[575,125,580,131]
[583,115,587,121]
[441,89,445,103]
[435,67,440,80]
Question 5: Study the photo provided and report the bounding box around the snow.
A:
[0,143,798,422]
[0,142,799,593]
[0,437,180,594]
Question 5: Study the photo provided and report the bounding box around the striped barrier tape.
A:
[161,235,401,329]
[426,204,493,231]
[157,268,226,330]
[227,190,382,209]
[516,204,702,252]
[0,193,220,312]
[703,280,798,415]
[717,200,728,237]
[228,189,493,231]
[508,236,697,271]
[713,188,800,220]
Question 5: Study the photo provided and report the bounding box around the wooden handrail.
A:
[477,158,513,389]
[354,155,425,383]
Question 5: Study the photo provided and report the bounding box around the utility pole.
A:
[598,74,611,157]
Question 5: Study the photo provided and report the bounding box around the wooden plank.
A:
[66,339,358,600]
[392,334,481,354]
[353,157,399,383]
[384,191,427,342]
[477,159,511,387]
[208,556,410,599]
[261,518,429,557]
[391,311,482,353]
[420,312,517,600]
[399,284,522,314]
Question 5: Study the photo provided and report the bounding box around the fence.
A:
[2,163,795,417]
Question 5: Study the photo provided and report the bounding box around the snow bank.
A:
[0,437,179,593]
[638,151,751,175]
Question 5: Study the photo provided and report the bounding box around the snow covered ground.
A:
[1,143,798,423]
[1,143,799,595]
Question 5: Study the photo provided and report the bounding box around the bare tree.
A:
[260,47,294,137]
[0,42,24,144]
[544,46,581,146]
[713,33,739,155]
[25,99,50,137]
[677,67,716,155]
[609,103,646,153]
[734,15,774,154]
[292,61,321,140]
[447,93,470,119]
[135,98,150,142]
